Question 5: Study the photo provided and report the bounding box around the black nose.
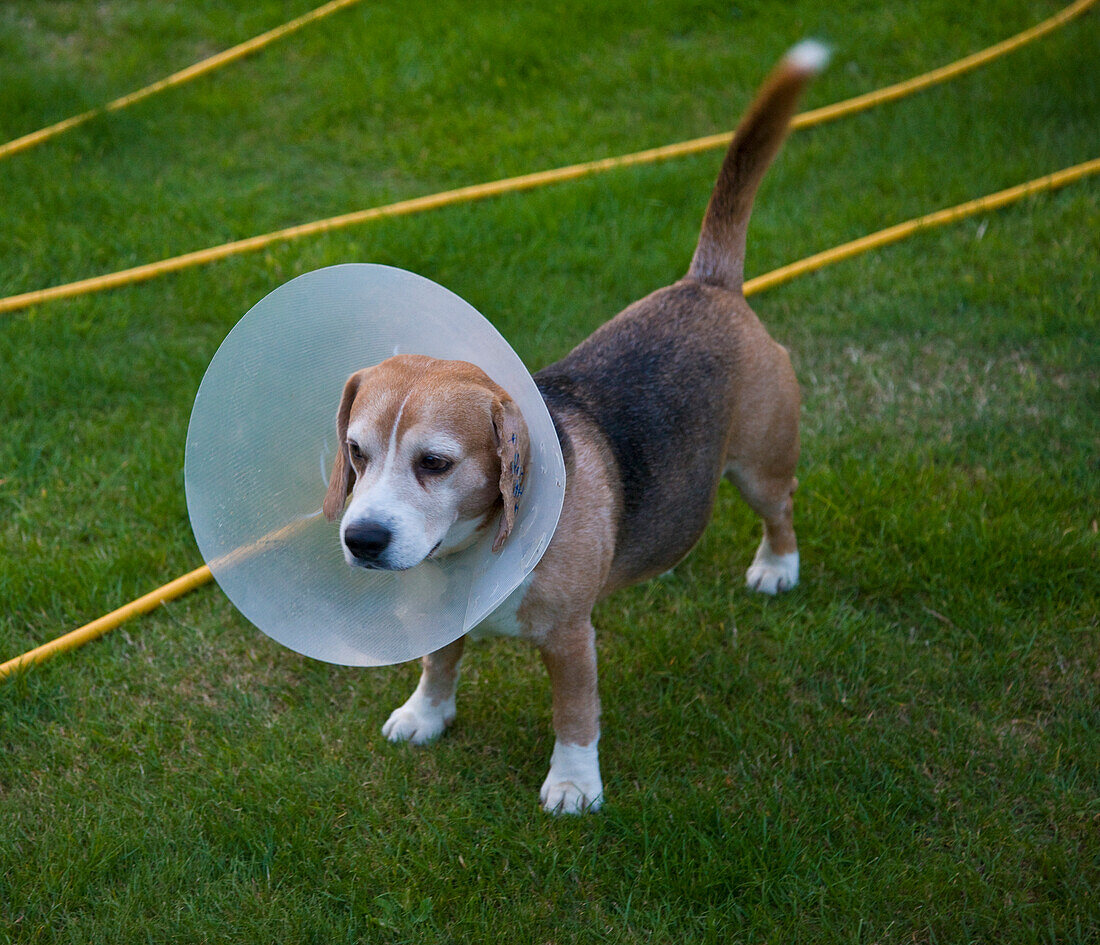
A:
[343,522,393,562]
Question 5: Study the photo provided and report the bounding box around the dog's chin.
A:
[346,555,416,572]
[343,540,442,572]
[348,557,406,572]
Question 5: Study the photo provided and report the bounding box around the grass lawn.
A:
[1,0,1097,941]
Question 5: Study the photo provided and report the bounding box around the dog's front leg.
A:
[538,622,603,814]
[383,635,465,745]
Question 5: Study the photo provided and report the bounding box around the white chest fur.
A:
[466,576,532,641]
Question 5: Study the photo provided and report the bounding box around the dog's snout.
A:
[344,521,393,563]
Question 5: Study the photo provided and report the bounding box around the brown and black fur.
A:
[336,45,825,813]
[533,49,812,596]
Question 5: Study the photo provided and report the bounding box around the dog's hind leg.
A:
[726,468,800,595]
[722,340,802,595]
[382,635,465,745]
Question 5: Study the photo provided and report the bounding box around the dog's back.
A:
[536,42,828,591]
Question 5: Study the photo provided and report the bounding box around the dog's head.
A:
[323,354,529,571]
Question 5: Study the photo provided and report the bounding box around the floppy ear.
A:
[491,395,530,553]
[323,372,362,522]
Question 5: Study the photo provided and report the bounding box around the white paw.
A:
[746,541,799,595]
[382,689,454,746]
[541,779,604,815]
[539,740,603,815]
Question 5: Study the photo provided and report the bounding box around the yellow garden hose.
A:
[1,566,213,679]
[741,158,1100,294]
[0,0,364,162]
[2,154,1096,680]
[0,0,1094,318]
[788,0,1097,131]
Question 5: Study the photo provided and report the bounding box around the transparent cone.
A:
[185,265,565,666]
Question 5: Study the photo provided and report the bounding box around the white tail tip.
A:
[785,39,831,74]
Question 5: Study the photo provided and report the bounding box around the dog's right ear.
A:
[323,371,362,522]
[491,394,530,553]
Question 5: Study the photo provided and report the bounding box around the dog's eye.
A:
[348,442,366,462]
[418,454,453,474]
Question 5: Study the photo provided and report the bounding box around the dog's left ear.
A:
[491,395,529,553]
[323,371,363,522]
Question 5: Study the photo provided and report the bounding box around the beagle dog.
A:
[323,43,827,813]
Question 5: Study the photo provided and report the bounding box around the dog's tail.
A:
[687,40,829,292]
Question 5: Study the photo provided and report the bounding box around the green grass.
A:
[1,0,1098,941]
